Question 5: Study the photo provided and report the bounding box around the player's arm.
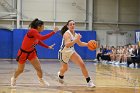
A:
[33,31,55,40]
[76,40,88,47]
[38,41,55,49]
[64,32,81,48]
[38,40,49,48]
[33,27,59,40]
[76,33,88,47]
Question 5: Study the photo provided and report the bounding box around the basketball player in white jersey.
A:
[58,20,95,87]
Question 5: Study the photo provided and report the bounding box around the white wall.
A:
[22,0,86,22]
[21,21,86,30]
[0,0,139,46]
[0,3,6,12]
[0,20,13,28]
[107,33,127,46]
[22,0,54,20]
[94,0,117,22]
[0,0,13,12]
[119,0,139,23]
[126,31,135,44]
[94,0,139,46]
[96,30,135,46]
[96,30,107,46]
[21,0,86,29]
[56,0,86,21]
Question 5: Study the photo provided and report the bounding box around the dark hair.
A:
[29,18,44,29]
[61,20,74,35]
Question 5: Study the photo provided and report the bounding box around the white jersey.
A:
[58,30,77,63]
[60,30,77,53]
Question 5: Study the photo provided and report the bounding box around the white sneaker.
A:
[11,77,16,87]
[57,71,64,84]
[39,78,50,87]
[115,61,120,65]
[87,80,96,88]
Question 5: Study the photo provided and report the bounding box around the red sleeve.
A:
[38,40,49,48]
[29,29,55,40]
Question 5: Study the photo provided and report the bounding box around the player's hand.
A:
[74,33,81,43]
[49,43,55,49]
[53,27,59,33]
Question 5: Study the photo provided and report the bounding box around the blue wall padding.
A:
[74,31,96,59]
[0,29,13,58]
[0,29,96,59]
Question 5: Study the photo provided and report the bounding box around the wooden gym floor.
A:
[0,59,139,93]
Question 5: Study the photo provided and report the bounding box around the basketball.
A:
[87,40,97,51]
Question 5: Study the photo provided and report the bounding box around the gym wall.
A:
[0,29,96,59]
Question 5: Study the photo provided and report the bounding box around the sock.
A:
[86,77,91,83]
[59,75,64,79]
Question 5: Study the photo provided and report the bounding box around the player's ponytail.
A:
[29,18,44,29]
[61,20,74,36]
[61,25,68,36]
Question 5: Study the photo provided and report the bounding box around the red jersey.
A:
[21,29,55,51]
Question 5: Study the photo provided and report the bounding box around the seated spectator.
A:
[129,45,140,67]
[96,45,103,62]
[101,46,111,62]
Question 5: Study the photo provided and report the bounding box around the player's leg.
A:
[11,50,26,87]
[11,62,25,87]
[57,62,68,83]
[58,51,69,83]
[29,57,49,87]
[59,62,68,76]
[70,52,95,87]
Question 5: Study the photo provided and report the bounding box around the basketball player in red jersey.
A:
[11,18,59,87]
